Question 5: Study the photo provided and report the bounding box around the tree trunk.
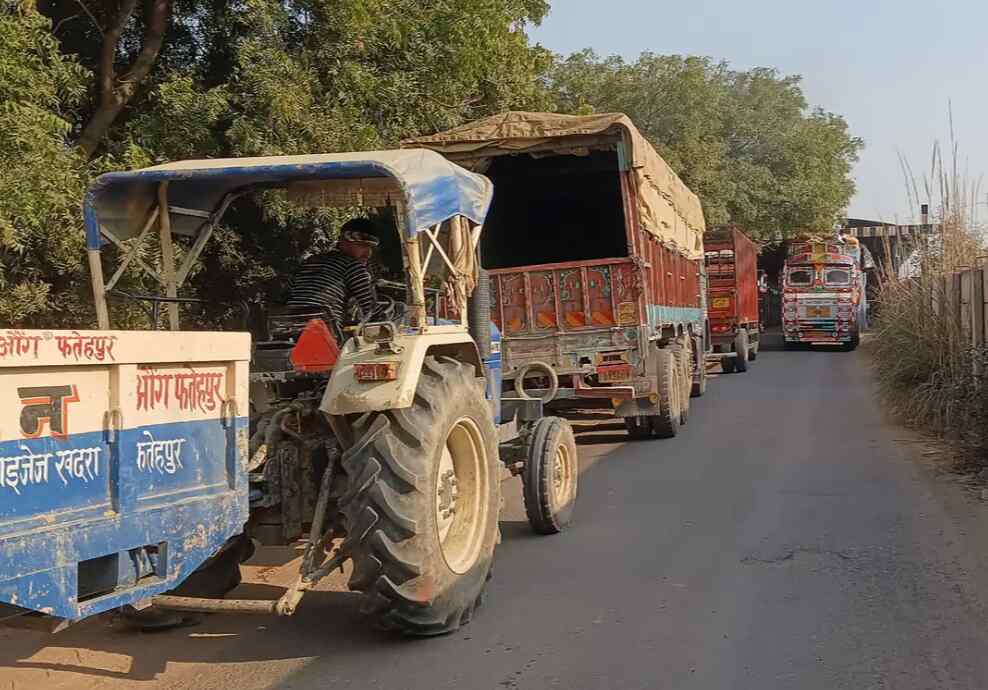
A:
[77,0,172,159]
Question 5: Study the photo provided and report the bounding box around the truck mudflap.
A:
[0,330,250,621]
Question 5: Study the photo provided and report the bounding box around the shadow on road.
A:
[2,412,634,686]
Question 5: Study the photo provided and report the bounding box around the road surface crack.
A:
[742,546,853,566]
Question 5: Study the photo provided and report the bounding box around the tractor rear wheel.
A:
[339,356,500,636]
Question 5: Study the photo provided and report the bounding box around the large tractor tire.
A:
[690,334,707,398]
[734,330,749,373]
[650,347,680,439]
[339,356,500,636]
[523,417,578,534]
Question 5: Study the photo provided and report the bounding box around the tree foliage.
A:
[1,3,861,328]
[547,50,863,240]
[0,4,91,326]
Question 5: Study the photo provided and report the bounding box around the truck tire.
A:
[748,336,759,361]
[734,330,749,373]
[624,415,651,439]
[650,347,680,439]
[721,356,736,374]
[523,417,578,534]
[690,334,707,398]
[843,328,860,351]
[671,337,692,425]
[339,356,500,636]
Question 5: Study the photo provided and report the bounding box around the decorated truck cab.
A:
[782,239,862,350]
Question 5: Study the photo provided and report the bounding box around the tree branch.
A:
[72,0,103,33]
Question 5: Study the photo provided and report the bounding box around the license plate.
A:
[712,297,730,309]
[598,365,632,383]
[806,306,831,317]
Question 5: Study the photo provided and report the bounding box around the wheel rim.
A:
[435,416,489,574]
[551,439,574,507]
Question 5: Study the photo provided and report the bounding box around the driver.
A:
[285,217,381,339]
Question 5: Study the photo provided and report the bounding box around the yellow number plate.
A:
[598,365,632,383]
[712,297,731,309]
[807,306,831,318]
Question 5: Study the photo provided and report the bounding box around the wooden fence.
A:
[935,266,988,373]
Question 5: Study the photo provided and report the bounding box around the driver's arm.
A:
[346,262,378,320]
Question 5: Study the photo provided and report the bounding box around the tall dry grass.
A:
[872,127,988,450]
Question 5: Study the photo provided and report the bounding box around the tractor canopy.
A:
[84,149,494,250]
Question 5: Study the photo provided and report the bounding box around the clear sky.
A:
[529,0,988,223]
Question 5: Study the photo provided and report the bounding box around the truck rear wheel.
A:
[624,415,651,439]
[734,330,749,373]
[690,334,707,398]
[339,356,500,636]
[523,417,578,534]
[721,356,736,374]
[650,347,680,439]
[671,337,692,424]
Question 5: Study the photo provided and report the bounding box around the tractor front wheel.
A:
[523,417,578,534]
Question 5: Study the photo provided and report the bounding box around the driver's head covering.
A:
[339,217,380,247]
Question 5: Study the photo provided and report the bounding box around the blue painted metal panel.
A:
[647,305,706,330]
[0,417,248,620]
[485,324,503,424]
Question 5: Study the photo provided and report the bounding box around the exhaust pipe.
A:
[468,255,491,361]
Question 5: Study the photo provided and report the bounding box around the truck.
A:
[704,225,760,373]
[405,112,709,440]
[781,237,864,350]
[0,150,579,636]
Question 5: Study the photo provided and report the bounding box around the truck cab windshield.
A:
[787,267,814,286]
[825,267,851,286]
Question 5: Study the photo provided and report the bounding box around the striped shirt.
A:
[285,250,377,327]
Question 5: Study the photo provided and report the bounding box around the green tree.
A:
[547,50,863,239]
[5,0,551,328]
[0,3,91,326]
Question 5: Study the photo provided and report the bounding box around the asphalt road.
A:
[6,333,988,689]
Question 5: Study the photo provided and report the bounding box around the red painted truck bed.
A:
[704,226,759,340]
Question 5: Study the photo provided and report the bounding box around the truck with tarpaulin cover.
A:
[782,236,865,350]
[0,149,579,636]
[704,225,760,373]
[405,112,709,440]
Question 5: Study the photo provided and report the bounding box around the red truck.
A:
[406,112,709,439]
[704,225,760,372]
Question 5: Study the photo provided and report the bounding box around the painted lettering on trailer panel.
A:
[18,385,80,439]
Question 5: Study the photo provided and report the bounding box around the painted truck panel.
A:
[0,329,250,621]
[782,242,861,345]
[704,226,759,345]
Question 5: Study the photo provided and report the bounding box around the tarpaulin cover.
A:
[84,149,493,249]
[404,111,706,260]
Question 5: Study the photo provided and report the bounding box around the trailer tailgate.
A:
[0,329,250,621]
